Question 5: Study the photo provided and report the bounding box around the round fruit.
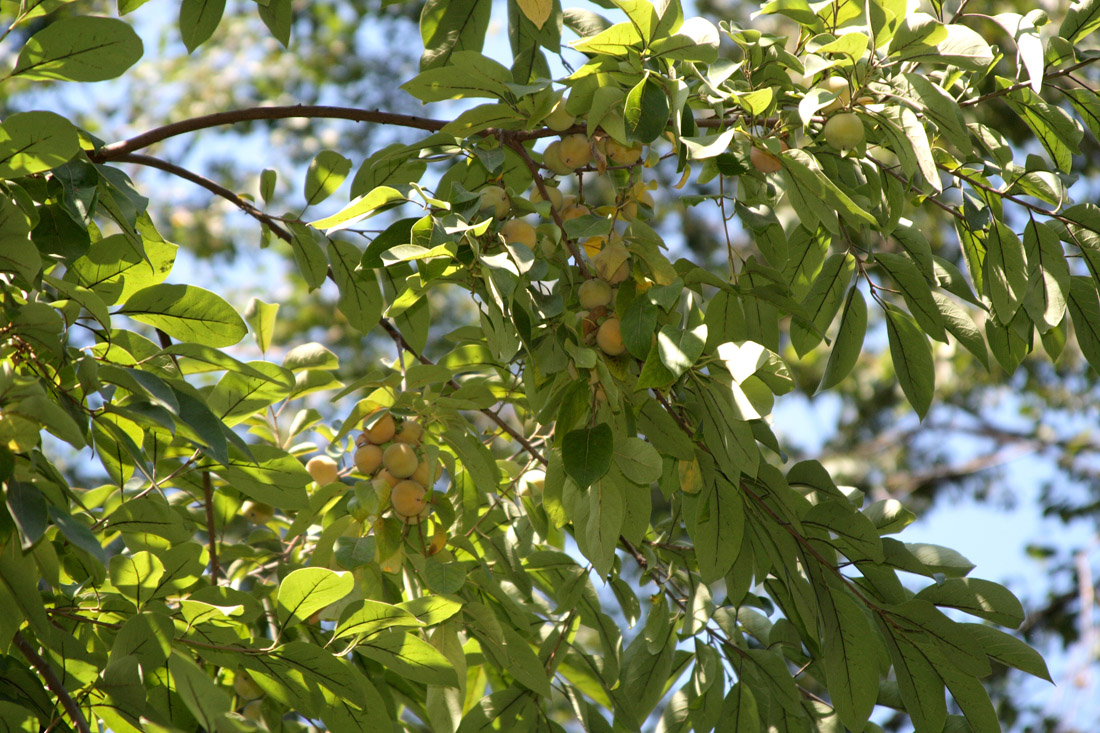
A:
[560,203,590,221]
[390,480,428,520]
[428,526,447,555]
[522,469,546,496]
[376,469,401,488]
[750,146,782,173]
[306,455,339,485]
[606,139,643,166]
[411,458,434,486]
[500,219,537,248]
[383,443,419,479]
[355,432,371,448]
[365,412,396,444]
[394,419,423,445]
[578,279,613,309]
[559,133,593,169]
[543,141,575,176]
[234,672,263,701]
[596,318,627,356]
[531,184,564,210]
[478,186,510,219]
[545,98,576,131]
[821,76,851,113]
[354,443,383,475]
[240,500,275,525]
[824,112,865,149]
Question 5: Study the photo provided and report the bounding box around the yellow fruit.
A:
[545,98,576,132]
[750,146,782,174]
[578,279,613,309]
[383,443,419,479]
[391,480,428,520]
[478,186,510,219]
[377,469,400,488]
[560,203,589,221]
[596,318,627,356]
[427,526,447,555]
[531,184,564,210]
[824,112,865,149]
[394,419,423,445]
[559,133,593,169]
[240,501,275,525]
[365,412,396,444]
[354,443,383,475]
[521,469,546,496]
[354,432,371,448]
[234,672,264,701]
[500,219,537,248]
[606,139,643,166]
[821,76,851,113]
[411,458,434,486]
[543,141,575,176]
[306,455,339,485]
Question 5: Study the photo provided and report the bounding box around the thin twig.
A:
[203,471,221,584]
[13,631,91,733]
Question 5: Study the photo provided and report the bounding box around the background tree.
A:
[1,0,1098,731]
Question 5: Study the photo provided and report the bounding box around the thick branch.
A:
[13,631,91,733]
[90,106,448,162]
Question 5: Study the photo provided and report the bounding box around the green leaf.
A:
[863,499,916,534]
[335,600,423,639]
[286,221,329,291]
[277,567,354,628]
[780,149,877,234]
[818,286,866,392]
[1023,219,1069,333]
[562,423,614,490]
[613,437,662,485]
[420,0,492,70]
[357,630,459,686]
[179,0,225,52]
[963,623,1052,682]
[13,16,143,81]
[791,252,855,356]
[656,323,706,378]
[875,252,945,342]
[309,186,406,232]
[244,298,278,353]
[577,468,625,577]
[214,445,311,510]
[168,652,231,730]
[571,21,644,55]
[932,293,989,369]
[884,305,935,419]
[1060,0,1100,44]
[684,479,744,582]
[109,551,165,606]
[719,683,761,732]
[402,51,512,102]
[624,76,670,143]
[880,626,948,733]
[1066,276,1100,372]
[0,112,80,178]
[304,150,352,206]
[823,590,880,730]
[118,284,247,347]
[441,103,525,136]
[915,578,1025,628]
[329,239,384,333]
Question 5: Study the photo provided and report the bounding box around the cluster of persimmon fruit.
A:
[239,411,434,528]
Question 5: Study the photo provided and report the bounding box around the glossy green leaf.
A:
[0,112,80,178]
[118,284,246,347]
[304,150,352,206]
[818,286,867,392]
[179,0,225,52]
[884,305,934,419]
[357,629,459,686]
[277,567,354,628]
[13,16,143,81]
[562,422,614,489]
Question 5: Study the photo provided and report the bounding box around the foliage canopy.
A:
[1,0,1098,730]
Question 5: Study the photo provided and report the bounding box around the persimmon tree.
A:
[2,0,1098,730]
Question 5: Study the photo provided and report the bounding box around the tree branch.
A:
[203,470,221,584]
[13,631,91,733]
[89,106,449,162]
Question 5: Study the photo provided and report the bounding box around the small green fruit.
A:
[824,112,865,149]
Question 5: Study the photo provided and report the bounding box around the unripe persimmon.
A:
[306,455,339,485]
[376,468,401,488]
[545,98,576,131]
[594,243,630,284]
[411,458,434,486]
[478,186,510,219]
[530,184,564,210]
[606,139,643,166]
[354,443,383,475]
[560,203,590,221]
[240,501,275,525]
[750,147,782,173]
[578,279,613,309]
[824,112,865,149]
[383,443,419,479]
[596,318,627,356]
[543,141,575,176]
[500,219,537,248]
[242,700,263,722]
[394,419,422,445]
[355,432,371,448]
[365,412,395,443]
[233,672,263,700]
[391,480,428,520]
[559,134,593,169]
[821,76,851,113]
